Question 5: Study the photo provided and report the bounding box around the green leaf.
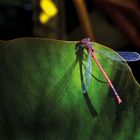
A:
[0,38,139,140]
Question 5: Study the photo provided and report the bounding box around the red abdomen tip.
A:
[117,98,122,104]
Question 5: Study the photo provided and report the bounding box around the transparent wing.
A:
[84,54,92,88]
[117,51,140,62]
[94,50,140,62]
[82,49,130,85]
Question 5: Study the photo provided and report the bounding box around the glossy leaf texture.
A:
[0,38,139,140]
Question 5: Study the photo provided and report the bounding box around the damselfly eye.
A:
[81,38,90,44]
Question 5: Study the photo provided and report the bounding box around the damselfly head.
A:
[81,38,90,44]
[80,38,94,53]
[75,38,94,60]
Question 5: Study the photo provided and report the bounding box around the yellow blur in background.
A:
[39,0,58,24]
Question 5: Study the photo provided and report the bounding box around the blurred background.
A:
[0,0,139,82]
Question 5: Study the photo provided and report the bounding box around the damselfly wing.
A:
[83,49,140,89]
[78,38,140,104]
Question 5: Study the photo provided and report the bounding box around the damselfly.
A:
[35,39,139,118]
[76,38,140,104]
